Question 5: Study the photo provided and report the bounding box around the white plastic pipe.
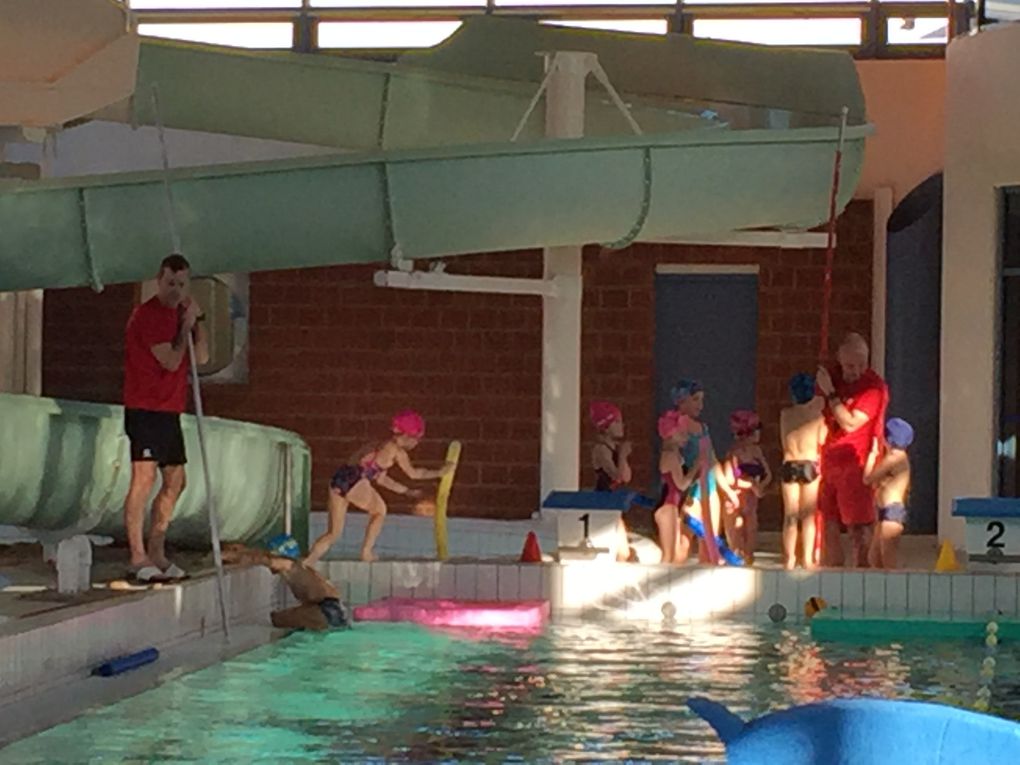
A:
[373,269,559,298]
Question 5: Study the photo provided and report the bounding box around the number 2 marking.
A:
[987,521,1006,550]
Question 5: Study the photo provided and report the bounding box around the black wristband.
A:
[827,393,840,405]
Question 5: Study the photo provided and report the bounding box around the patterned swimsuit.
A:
[330,450,386,494]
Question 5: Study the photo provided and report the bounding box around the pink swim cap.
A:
[589,401,622,431]
[730,410,761,437]
[658,410,693,440]
[391,410,425,439]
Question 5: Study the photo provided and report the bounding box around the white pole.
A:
[540,52,590,503]
[283,445,293,537]
[151,85,230,641]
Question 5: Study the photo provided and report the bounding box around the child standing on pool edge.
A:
[305,410,454,564]
[866,417,913,570]
[722,410,772,564]
[779,373,827,570]
[589,400,638,562]
[656,410,698,563]
[590,401,633,491]
[673,379,740,565]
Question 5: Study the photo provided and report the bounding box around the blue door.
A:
[653,271,759,484]
[885,173,942,534]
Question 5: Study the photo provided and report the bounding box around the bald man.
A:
[816,333,889,567]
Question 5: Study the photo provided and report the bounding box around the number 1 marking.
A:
[579,513,591,541]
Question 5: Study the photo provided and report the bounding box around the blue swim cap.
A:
[885,418,914,450]
[671,379,704,406]
[267,533,301,560]
[789,373,816,405]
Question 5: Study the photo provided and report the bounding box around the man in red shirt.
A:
[122,254,208,582]
[816,333,889,568]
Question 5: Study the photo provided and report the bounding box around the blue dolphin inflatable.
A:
[689,696,1020,764]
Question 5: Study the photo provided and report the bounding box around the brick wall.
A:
[41,201,873,529]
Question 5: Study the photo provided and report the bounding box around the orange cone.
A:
[520,531,542,563]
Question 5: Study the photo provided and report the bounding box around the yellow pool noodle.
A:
[434,440,461,561]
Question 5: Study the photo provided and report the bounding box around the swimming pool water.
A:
[3,620,1017,763]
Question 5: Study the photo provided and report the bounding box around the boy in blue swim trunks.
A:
[222,543,351,631]
[865,418,913,570]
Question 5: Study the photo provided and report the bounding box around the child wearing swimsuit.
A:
[779,373,827,570]
[656,410,697,564]
[305,410,454,564]
[722,410,772,564]
[589,400,636,561]
[866,418,913,570]
[673,379,740,565]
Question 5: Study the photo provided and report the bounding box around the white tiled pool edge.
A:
[0,567,284,710]
[321,561,1020,623]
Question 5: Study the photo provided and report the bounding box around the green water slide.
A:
[0,394,309,547]
[0,18,869,293]
[0,19,868,543]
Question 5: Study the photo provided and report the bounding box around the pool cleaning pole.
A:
[817,106,850,362]
[151,85,231,641]
[815,105,850,567]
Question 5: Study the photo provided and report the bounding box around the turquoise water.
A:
[2,620,1017,764]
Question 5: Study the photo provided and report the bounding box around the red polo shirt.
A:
[123,297,187,413]
[821,366,888,466]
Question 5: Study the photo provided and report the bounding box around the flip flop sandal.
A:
[161,563,190,581]
[128,565,169,584]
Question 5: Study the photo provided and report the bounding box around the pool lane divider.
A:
[810,609,1020,642]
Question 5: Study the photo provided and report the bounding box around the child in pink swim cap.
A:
[589,400,637,562]
[721,409,772,564]
[655,410,699,564]
[590,401,632,492]
[305,410,454,564]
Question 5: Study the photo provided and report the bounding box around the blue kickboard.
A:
[952,497,1020,518]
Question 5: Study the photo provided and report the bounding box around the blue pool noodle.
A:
[92,647,159,677]
[632,493,745,566]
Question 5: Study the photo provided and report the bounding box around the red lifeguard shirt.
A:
[123,297,187,413]
[821,366,888,466]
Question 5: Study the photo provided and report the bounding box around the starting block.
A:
[542,490,633,562]
[952,498,1020,572]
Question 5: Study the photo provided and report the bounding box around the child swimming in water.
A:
[305,410,454,564]
[223,542,350,631]
[779,373,827,570]
[866,418,913,570]
[722,410,772,564]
